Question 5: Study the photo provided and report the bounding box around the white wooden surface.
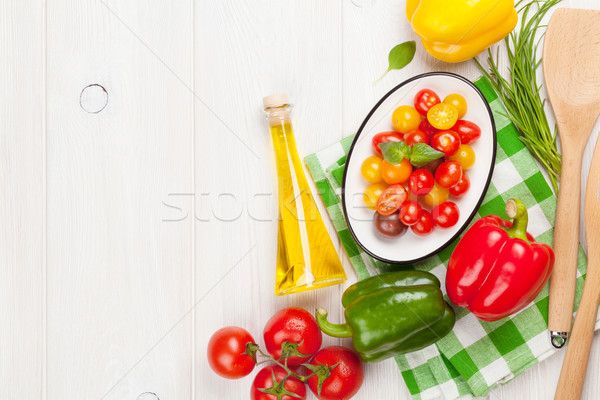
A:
[1,1,599,399]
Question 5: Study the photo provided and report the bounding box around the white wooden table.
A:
[2,1,600,399]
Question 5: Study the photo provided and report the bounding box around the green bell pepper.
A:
[316,270,455,362]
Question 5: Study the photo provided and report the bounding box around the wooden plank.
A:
[45,1,193,399]
[0,1,44,399]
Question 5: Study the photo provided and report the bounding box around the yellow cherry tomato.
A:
[392,105,421,133]
[427,103,459,130]
[449,144,476,170]
[360,155,383,183]
[363,183,388,210]
[443,94,467,119]
[422,183,450,208]
[381,158,413,185]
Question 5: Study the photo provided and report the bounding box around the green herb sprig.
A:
[475,0,563,193]
[377,41,416,81]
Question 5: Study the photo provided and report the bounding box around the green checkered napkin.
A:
[305,76,594,399]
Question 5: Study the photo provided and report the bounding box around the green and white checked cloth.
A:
[304,76,595,399]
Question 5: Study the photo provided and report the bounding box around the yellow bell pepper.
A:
[406,0,518,63]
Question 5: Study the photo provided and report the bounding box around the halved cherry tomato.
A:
[411,210,435,236]
[427,103,458,130]
[453,120,481,144]
[431,130,461,157]
[392,105,421,133]
[404,129,429,146]
[363,183,388,210]
[449,172,470,197]
[376,185,407,215]
[408,169,435,196]
[372,131,404,155]
[443,94,467,119]
[449,144,475,170]
[435,160,463,189]
[361,155,383,183]
[419,118,439,138]
[414,89,441,116]
[207,327,256,379]
[399,201,423,226]
[422,183,450,208]
[381,159,412,185]
[432,201,460,228]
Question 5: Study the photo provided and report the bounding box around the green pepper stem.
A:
[315,308,353,338]
[504,198,530,242]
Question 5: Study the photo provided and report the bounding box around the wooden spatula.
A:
[554,133,600,400]
[543,8,600,348]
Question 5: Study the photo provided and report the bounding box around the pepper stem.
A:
[504,198,530,242]
[315,308,353,338]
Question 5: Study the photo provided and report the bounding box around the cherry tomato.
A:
[419,118,439,138]
[363,183,387,210]
[373,211,408,238]
[207,327,256,379]
[404,129,429,146]
[360,155,383,183]
[449,144,475,170]
[453,120,481,144]
[371,131,404,155]
[443,94,467,119]
[435,160,463,189]
[408,169,435,196]
[414,89,441,116]
[427,103,459,130]
[392,105,421,134]
[420,158,444,176]
[307,346,364,400]
[449,171,470,197]
[251,365,306,400]
[422,183,450,208]
[430,130,461,157]
[399,201,423,226]
[376,184,407,215]
[381,159,413,185]
[432,201,460,228]
[411,210,435,236]
[263,308,322,366]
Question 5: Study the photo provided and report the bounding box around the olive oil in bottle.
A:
[263,94,346,295]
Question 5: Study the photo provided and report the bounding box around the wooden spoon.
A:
[554,134,600,400]
[543,8,600,348]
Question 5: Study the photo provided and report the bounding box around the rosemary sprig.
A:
[475,0,563,193]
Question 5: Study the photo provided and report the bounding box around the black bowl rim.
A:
[341,72,497,265]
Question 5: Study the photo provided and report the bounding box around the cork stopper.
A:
[263,93,289,108]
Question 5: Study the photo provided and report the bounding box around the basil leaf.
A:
[410,143,444,167]
[379,141,411,164]
[377,41,416,81]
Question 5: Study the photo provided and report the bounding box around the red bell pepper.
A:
[446,198,554,321]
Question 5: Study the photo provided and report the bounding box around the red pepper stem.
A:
[504,198,530,242]
[315,308,353,338]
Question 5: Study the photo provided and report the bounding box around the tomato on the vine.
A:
[432,201,460,228]
[381,159,413,185]
[431,130,461,157]
[435,160,463,189]
[408,169,435,196]
[360,155,383,183]
[404,129,429,146]
[448,144,475,170]
[207,327,256,379]
[392,105,421,133]
[306,346,364,400]
[422,183,450,208]
[453,120,481,144]
[263,308,322,366]
[376,184,407,215]
[251,365,306,400]
[427,103,458,130]
[414,89,441,116]
[443,94,467,119]
[449,172,470,197]
[399,201,423,226]
[372,131,403,155]
[411,210,434,236]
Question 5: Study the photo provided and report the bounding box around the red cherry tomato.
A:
[453,120,481,144]
[414,89,441,115]
[449,171,471,197]
[411,209,435,236]
[430,130,461,156]
[307,346,364,400]
[371,131,404,155]
[251,365,307,400]
[420,158,444,176]
[404,129,429,146]
[432,201,460,228]
[435,160,463,189]
[408,169,435,196]
[207,326,256,379]
[399,201,423,226]
[263,308,322,366]
[376,184,408,215]
[419,118,439,138]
